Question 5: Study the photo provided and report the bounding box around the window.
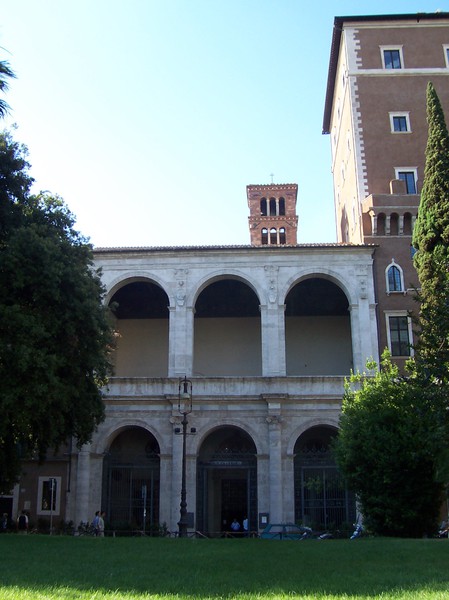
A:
[395,168,417,194]
[37,476,61,516]
[389,112,410,133]
[261,228,268,245]
[260,198,267,216]
[386,261,404,293]
[269,227,277,245]
[444,45,449,68]
[279,197,285,216]
[279,227,286,244]
[382,47,403,69]
[386,313,412,357]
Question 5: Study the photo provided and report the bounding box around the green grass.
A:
[1,536,449,599]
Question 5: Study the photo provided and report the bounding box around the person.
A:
[92,511,100,535]
[97,511,105,537]
[1,513,8,533]
[17,510,28,534]
[230,518,240,534]
[243,516,249,536]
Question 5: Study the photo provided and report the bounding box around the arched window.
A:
[279,197,285,216]
[270,227,277,245]
[279,227,286,244]
[377,213,386,236]
[269,197,276,216]
[403,212,412,235]
[390,213,399,235]
[260,198,267,216]
[261,228,268,245]
[386,261,404,293]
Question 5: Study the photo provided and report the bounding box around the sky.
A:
[0,0,441,248]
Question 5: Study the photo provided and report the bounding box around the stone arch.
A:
[283,274,353,376]
[108,277,170,377]
[293,425,355,529]
[105,273,172,307]
[192,274,262,376]
[101,425,161,531]
[196,425,258,536]
[281,270,354,308]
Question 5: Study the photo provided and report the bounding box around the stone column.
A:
[168,269,194,377]
[74,444,91,526]
[267,414,283,523]
[158,453,172,528]
[260,264,286,376]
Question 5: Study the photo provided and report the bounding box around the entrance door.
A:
[221,478,247,532]
[294,426,355,529]
[102,427,160,532]
[197,427,257,536]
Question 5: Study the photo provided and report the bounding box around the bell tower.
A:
[247,183,298,246]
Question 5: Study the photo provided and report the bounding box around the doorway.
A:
[197,427,257,536]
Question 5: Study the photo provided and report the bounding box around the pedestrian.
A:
[1,513,8,533]
[92,511,100,535]
[17,510,28,534]
[230,518,240,535]
[97,511,105,537]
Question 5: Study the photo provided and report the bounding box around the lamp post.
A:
[177,376,193,538]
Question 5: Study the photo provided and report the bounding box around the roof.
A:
[322,12,449,134]
[93,242,375,255]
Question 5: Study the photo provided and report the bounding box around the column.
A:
[74,444,91,526]
[168,269,195,377]
[267,415,283,523]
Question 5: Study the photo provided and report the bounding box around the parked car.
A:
[260,523,311,540]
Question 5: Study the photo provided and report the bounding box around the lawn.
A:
[0,536,449,599]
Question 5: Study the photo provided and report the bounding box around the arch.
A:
[190,271,262,309]
[102,426,161,531]
[281,270,354,308]
[269,197,276,216]
[196,426,257,536]
[403,212,413,235]
[270,227,277,245]
[109,280,170,377]
[93,420,164,455]
[279,227,286,245]
[390,212,399,236]
[105,274,172,307]
[193,277,262,376]
[279,197,286,216]
[377,213,386,236]
[261,228,268,245]
[293,425,355,529]
[260,198,267,216]
[386,260,404,293]
[284,276,352,375]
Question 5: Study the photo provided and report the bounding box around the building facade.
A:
[5,12,448,534]
[323,11,449,366]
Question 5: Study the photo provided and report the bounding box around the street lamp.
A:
[177,376,193,537]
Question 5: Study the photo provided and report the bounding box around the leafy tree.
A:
[0,130,113,491]
[412,81,449,383]
[333,352,446,537]
[0,58,15,118]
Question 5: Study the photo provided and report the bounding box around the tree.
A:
[0,59,15,118]
[0,130,114,491]
[333,353,446,537]
[412,81,449,383]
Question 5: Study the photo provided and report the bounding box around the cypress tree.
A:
[412,82,449,383]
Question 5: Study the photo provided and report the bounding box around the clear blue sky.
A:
[1,0,437,247]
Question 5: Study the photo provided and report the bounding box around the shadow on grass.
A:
[1,536,449,598]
